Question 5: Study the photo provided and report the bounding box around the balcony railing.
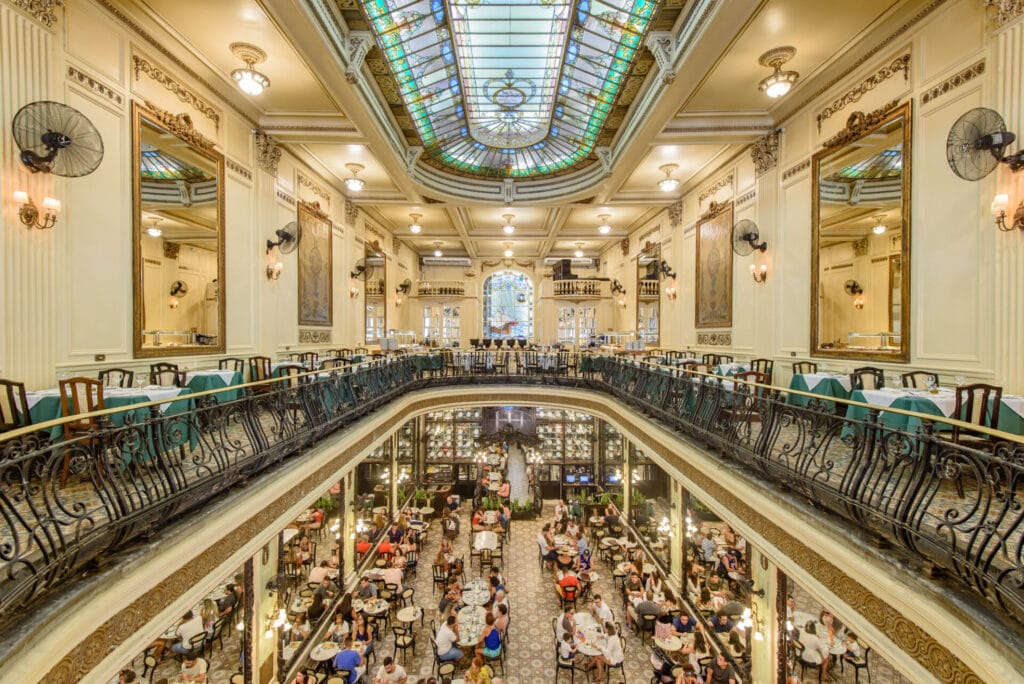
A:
[553,278,605,298]
[416,280,466,297]
[1,353,1023,636]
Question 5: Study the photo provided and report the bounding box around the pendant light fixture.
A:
[344,163,365,192]
[230,43,271,96]
[658,164,680,192]
[758,46,799,98]
[409,213,423,234]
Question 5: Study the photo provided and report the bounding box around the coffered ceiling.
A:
[126,0,924,259]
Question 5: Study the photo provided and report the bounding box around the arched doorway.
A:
[482,270,534,340]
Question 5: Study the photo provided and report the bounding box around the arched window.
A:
[482,270,534,340]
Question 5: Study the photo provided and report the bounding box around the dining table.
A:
[461,579,491,607]
[183,368,244,403]
[573,611,607,657]
[843,387,1024,436]
[654,635,684,652]
[457,604,487,647]
[713,362,750,377]
[310,640,342,662]
[353,597,390,616]
[473,530,498,552]
[786,372,852,407]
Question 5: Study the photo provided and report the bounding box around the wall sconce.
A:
[664,284,678,300]
[737,604,766,641]
[750,263,768,283]
[617,297,627,308]
[394,295,403,307]
[13,190,60,229]
[350,286,360,298]
[265,245,282,280]
[853,296,865,310]
[992,194,1024,231]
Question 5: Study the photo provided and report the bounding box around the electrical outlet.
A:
[790,351,796,357]
[95,354,106,362]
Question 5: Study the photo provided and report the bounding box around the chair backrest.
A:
[59,377,104,433]
[733,371,770,398]
[354,347,369,355]
[563,585,577,600]
[850,367,885,390]
[716,355,734,364]
[0,379,31,431]
[901,371,939,389]
[290,351,318,366]
[188,634,207,652]
[438,662,456,677]
[249,356,272,382]
[701,353,716,365]
[750,358,774,379]
[219,357,245,374]
[953,383,1002,440]
[792,361,817,375]
[321,357,346,370]
[150,362,182,387]
[98,368,134,388]
[682,362,709,377]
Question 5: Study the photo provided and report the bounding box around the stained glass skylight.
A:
[826,146,903,182]
[363,0,658,178]
[140,143,211,181]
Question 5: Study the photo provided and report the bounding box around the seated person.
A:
[556,569,581,599]
[387,522,404,544]
[578,548,593,574]
[842,632,864,665]
[308,560,332,586]
[382,559,404,591]
[627,590,661,631]
[590,594,614,625]
[357,576,378,600]
[537,524,558,566]
[332,635,365,684]
[497,480,510,501]
[315,575,339,601]
[435,615,463,662]
[712,614,736,635]
[603,504,620,528]
[471,508,488,530]
[355,534,373,558]
[623,573,644,601]
[179,655,207,683]
[558,632,577,662]
[672,612,697,635]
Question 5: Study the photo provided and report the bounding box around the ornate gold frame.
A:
[131,100,226,358]
[810,100,911,362]
[695,201,734,329]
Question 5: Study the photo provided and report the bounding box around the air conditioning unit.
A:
[420,256,472,267]
[543,257,598,268]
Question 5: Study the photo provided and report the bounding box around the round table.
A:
[574,612,607,657]
[589,516,606,526]
[397,606,422,625]
[353,597,389,616]
[457,605,487,647]
[655,635,683,652]
[580,571,600,583]
[310,641,341,662]
[462,579,490,607]
[420,506,435,518]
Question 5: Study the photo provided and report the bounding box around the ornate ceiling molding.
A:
[751,129,780,177]
[345,197,359,225]
[921,59,985,105]
[225,158,252,181]
[132,54,220,130]
[699,174,733,203]
[12,0,63,28]
[254,130,281,177]
[66,65,122,105]
[822,99,901,150]
[989,0,1024,27]
[345,31,373,84]
[298,172,331,206]
[668,200,683,228]
[782,159,810,180]
[816,53,909,131]
[645,31,676,83]
[143,100,216,152]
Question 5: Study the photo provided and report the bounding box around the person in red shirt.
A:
[556,569,580,599]
[355,535,372,557]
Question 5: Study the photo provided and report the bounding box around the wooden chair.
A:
[716,354,734,364]
[0,378,31,433]
[750,358,774,384]
[901,371,939,389]
[850,367,885,390]
[681,362,709,377]
[951,383,1002,445]
[248,356,273,393]
[219,357,245,375]
[149,362,183,387]
[733,371,771,398]
[392,624,416,663]
[792,361,817,375]
[321,357,346,370]
[98,368,134,388]
[289,351,318,367]
[701,353,716,365]
[353,347,369,356]
[59,378,104,486]
[840,643,872,683]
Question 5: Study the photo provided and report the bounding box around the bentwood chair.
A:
[218,357,245,375]
[901,371,939,389]
[701,353,717,365]
[715,354,734,365]
[951,383,1002,446]
[289,351,318,367]
[850,367,885,390]
[0,378,32,433]
[98,368,134,388]
[792,361,817,375]
[750,359,774,384]
[58,377,105,486]
[248,356,273,394]
[149,362,183,387]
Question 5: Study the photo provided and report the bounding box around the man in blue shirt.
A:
[673,613,696,634]
[332,636,364,683]
[712,614,736,634]
[701,533,717,563]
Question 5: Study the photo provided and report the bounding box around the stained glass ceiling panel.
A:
[364,0,658,178]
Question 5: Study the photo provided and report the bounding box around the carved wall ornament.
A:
[143,101,216,152]
[12,0,63,27]
[697,332,732,346]
[254,129,281,177]
[822,100,902,150]
[701,200,732,220]
[736,190,757,206]
[668,200,683,228]
[298,173,331,205]
[298,329,332,344]
[225,158,252,181]
[392,236,402,256]
[782,159,811,180]
[346,31,374,84]
[345,197,359,225]
[66,66,122,105]
[816,54,909,131]
[405,146,424,174]
[699,174,733,203]
[276,190,296,206]
[853,238,870,256]
[989,0,1024,26]
[620,238,630,257]
[595,146,613,174]
[644,31,676,83]
[922,59,985,104]
[162,242,180,260]
[751,129,780,177]
[132,55,220,129]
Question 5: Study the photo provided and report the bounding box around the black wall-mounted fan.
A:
[732,220,768,256]
[267,221,301,254]
[169,280,189,297]
[13,101,104,177]
[844,280,863,296]
[396,278,412,295]
[947,107,1024,180]
[351,257,376,280]
[610,278,626,295]
[658,260,677,280]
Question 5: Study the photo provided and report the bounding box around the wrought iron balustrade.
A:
[1,351,1022,637]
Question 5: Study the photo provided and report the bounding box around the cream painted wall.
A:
[0,0,394,388]
[602,0,1018,390]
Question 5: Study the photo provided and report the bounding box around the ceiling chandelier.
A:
[433,241,443,257]
[230,43,270,96]
[503,242,513,258]
[345,163,365,192]
[597,214,612,235]
[658,164,680,192]
[758,46,799,98]
[872,215,886,235]
[501,213,516,235]
[574,242,585,258]
[146,217,163,238]
[409,213,423,234]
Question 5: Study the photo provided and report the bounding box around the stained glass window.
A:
[482,270,533,339]
[363,0,657,177]
[139,143,210,181]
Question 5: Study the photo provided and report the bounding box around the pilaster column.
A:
[751,131,781,358]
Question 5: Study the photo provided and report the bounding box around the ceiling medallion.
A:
[758,46,798,98]
[230,42,270,96]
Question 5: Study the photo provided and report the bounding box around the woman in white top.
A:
[645,569,664,596]
[799,621,832,677]
[586,622,623,681]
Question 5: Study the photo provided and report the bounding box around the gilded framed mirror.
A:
[132,101,225,357]
[811,101,911,362]
[364,240,386,344]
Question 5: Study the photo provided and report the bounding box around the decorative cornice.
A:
[143,101,216,152]
[346,31,374,84]
[822,99,901,149]
[12,0,63,28]
[620,238,629,257]
[66,65,122,105]
[751,130,780,177]
[298,173,331,205]
[225,158,252,181]
[299,199,329,222]
[668,200,682,228]
[782,159,811,180]
[699,174,733,203]
[697,332,732,346]
[816,53,909,131]
[345,198,359,226]
[132,55,220,130]
[276,189,295,206]
[645,31,676,83]
[736,189,757,206]
[254,130,281,177]
[94,0,257,127]
[921,59,985,104]
[990,0,1024,27]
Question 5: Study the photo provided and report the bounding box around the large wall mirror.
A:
[637,242,660,346]
[811,101,911,362]
[132,102,225,357]
[364,241,386,344]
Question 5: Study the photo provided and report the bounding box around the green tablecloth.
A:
[185,370,243,403]
[786,374,852,408]
[713,363,750,377]
[843,389,1024,436]
[411,353,443,372]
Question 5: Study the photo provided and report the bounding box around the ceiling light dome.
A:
[758,46,798,98]
[503,242,513,258]
[658,163,680,192]
[501,212,516,235]
[146,218,163,238]
[574,242,585,259]
[872,215,887,235]
[597,214,612,235]
[230,43,270,96]
[433,241,443,258]
[409,213,423,234]
[345,163,365,192]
